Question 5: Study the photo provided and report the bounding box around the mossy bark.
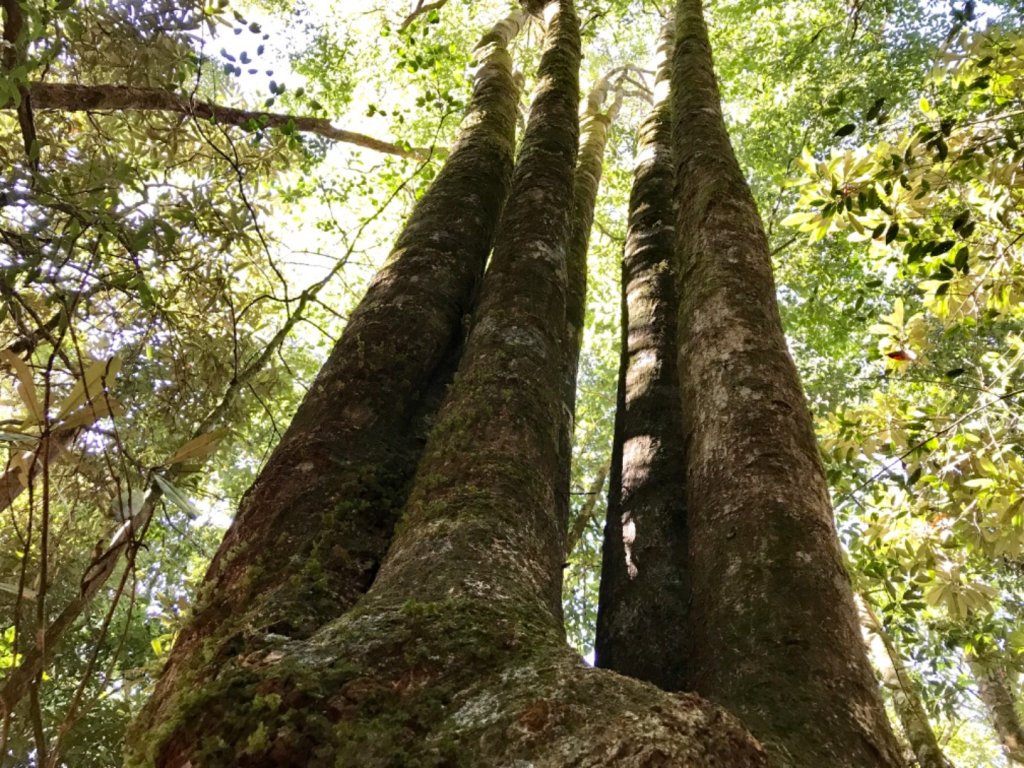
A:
[971,654,1024,766]
[671,1,904,765]
[126,3,769,765]
[860,599,954,768]
[127,11,522,762]
[564,75,622,367]
[595,23,689,693]
[559,76,621,537]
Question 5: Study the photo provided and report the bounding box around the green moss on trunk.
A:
[595,21,689,693]
[127,11,523,762]
[671,0,904,765]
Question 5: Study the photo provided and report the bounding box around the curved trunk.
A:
[971,654,1024,766]
[127,3,768,765]
[671,0,904,765]
[859,599,954,768]
[127,10,522,759]
[594,23,689,693]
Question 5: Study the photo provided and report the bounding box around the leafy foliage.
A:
[2,0,1024,765]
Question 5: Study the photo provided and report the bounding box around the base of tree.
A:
[128,597,766,767]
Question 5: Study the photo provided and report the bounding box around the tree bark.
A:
[558,73,622,548]
[563,75,621,414]
[14,82,428,158]
[126,11,523,760]
[594,22,689,693]
[970,653,1024,766]
[0,266,338,716]
[1,0,37,165]
[126,3,768,765]
[859,599,955,768]
[671,0,904,765]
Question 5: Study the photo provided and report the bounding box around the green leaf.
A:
[165,428,231,467]
[834,123,856,138]
[153,474,198,519]
[954,246,969,273]
[865,97,885,122]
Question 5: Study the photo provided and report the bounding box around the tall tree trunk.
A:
[671,0,904,765]
[970,653,1024,766]
[126,10,523,756]
[564,74,622,420]
[559,73,622,545]
[594,22,689,693]
[859,598,955,768]
[127,3,768,765]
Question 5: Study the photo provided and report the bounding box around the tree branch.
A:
[1,0,38,168]
[398,0,448,31]
[13,82,430,159]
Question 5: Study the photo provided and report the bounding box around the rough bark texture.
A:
[595,22,689,693]
[1,282,324,715]
[558,75,621,543]
[127,12,523,761]
[18,83,426,158]
[971,654,1024,766]
[859,599,954,768]
[671,1,904,765]
[126,4,768,765]
[564,77,620,419]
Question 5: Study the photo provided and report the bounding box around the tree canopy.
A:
[2,0,1024,764]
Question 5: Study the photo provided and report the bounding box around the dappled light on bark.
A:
[595,19,690,694]
[671,0,902,764]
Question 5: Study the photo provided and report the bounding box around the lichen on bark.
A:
[970,652,1024,766]
[671,0,904,765]
[127,9,523,762]
[594,20,689,694]
[126,3,771,766]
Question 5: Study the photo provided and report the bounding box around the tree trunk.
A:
[970,654,1024,766]
[671,0,904,765]
[859,599,955,768]
[126,10,523,757]
[594,22,689,693]
[559,73,622,546]
[127,3,768,765]
[0,271,336,715]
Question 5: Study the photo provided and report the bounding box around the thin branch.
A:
[398,0,448,31]
[565,462,610,559]
[17,82,431,159]
[835,386,1024,510]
